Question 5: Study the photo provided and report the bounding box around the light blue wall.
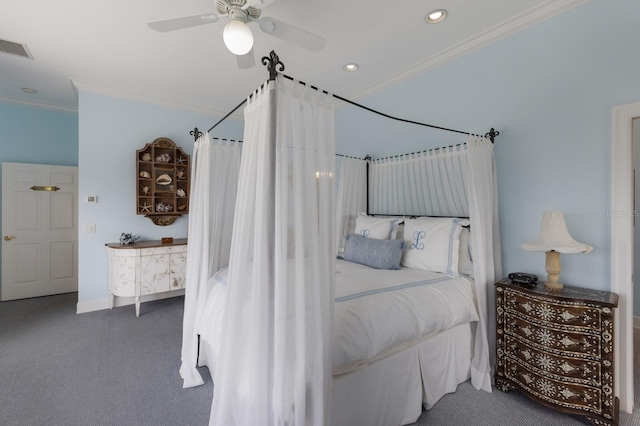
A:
[336,0,640,293]
[78,92,243,303]
[0,103,78,166]
[0,103,78,280]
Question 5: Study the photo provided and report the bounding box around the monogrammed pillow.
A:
[354,213,402,240]
[401,217,469,276]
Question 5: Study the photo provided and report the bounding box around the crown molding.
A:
[351,0,588,101]
[0,96,78,114]
[71,79,241,120]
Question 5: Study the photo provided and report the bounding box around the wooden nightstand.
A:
[495,278,619,425]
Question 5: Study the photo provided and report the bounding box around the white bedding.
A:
[196,259,479,377]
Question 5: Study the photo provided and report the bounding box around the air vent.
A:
[0,39,33,59]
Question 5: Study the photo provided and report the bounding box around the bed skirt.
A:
[331,322,473,426]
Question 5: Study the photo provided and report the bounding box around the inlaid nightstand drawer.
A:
[504,289,601,331]
[504,313,600,358]
[504,335,601,385]
[504,357,602,415]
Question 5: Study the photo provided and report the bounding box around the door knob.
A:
[3,235,15,241]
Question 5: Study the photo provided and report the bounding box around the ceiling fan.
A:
[147,0,325,69]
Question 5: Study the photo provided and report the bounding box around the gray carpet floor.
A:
[0,293,638,426]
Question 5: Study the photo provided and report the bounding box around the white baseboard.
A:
[76,298,110,314]
[634,316,640,329]
[76,289,185,314]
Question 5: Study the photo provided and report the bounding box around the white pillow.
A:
[458,227,474,277]
[401,217,469,276]
[395,223,404,241]
[354,213,402,240]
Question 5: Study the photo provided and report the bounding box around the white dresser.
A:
[106,238,187,316]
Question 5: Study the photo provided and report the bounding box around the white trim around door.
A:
[611,101,640,413]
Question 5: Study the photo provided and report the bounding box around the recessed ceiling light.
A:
[425,9,448,24]
[343,63,359,72]
[22,87,37,94]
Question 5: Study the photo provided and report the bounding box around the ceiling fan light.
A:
[223,19,254,56]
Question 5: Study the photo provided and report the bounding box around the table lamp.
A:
[521,211,593,291]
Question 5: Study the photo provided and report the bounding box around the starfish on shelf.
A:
[140,202,151,213]
[177,157,186,164]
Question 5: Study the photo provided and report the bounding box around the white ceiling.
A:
[0,0,585,116]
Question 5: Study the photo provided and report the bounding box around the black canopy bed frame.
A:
[189,50,499,217]
[188,50,499,426]
[190,50,499,145]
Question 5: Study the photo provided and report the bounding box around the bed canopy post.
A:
[364,154,372,215]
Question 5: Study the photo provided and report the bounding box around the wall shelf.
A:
[136,137,190,226]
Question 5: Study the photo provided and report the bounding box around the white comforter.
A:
[196,259,479,376]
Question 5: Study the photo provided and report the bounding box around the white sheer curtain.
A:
[210,77,336,425]
[465,137,502,392]
[369,147,468,217]
[335,157,367,252]
[368,136,500,392]
[179,132,241,388]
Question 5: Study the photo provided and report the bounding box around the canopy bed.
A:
[179,51,502,426]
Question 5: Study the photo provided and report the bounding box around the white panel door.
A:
[2,162,78,300]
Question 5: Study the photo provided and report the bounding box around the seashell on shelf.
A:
[139,171,151,178]
[141,185,150,195]
[141,153,152,162]
[176,189,186,197]
[156,153,172,163]
[178,204,187,211]
[155,202,174,213]
[156,173,172,185]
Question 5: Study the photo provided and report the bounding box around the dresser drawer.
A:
[504,335,601,385]
[505,313,600,358]
[504,288,601,330]
[504,357,602,415]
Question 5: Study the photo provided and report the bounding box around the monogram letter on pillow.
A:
[401,217,469,276]
[353,213,402,240]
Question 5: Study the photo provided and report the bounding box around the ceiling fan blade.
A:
[258,17,325,52]
[147,13,219,32]
[242,0,277,10]
[236,50,255,69]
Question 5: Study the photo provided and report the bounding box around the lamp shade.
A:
[520,211,593,254]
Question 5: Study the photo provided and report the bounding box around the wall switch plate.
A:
[86,195,97,203]
[83,224,96,234]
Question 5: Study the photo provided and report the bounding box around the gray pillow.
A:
[338,234,405,270]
